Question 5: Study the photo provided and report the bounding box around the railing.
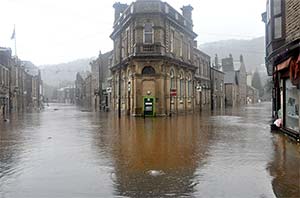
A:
[134,43,165,55]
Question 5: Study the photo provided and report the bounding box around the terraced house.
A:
[0,47,43,120]
[110,0,213,116]
[0,48,11,119]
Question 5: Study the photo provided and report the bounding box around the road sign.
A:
[170,88,177,96]
[106,87,112,93]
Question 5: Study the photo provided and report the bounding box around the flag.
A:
[11,28,15,40]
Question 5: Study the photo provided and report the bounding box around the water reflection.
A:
[103,116,213,197]
[0,103,299,197]
[268,134,300,197]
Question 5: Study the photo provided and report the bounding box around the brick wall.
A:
[285,0,300,42]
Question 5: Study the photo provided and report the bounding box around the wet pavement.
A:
[0,102,299,198]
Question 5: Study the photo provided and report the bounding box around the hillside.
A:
[199,36,265,73]
[40,58,94,87]
[40,37,267,87]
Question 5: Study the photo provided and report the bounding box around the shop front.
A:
[274,54,300,138]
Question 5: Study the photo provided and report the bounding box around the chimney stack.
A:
[240,54,244,63]
[181,5,193,21]
[113,2,128,22]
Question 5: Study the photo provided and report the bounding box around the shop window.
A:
[285,79,299,131]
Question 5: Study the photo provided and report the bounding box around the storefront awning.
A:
[275,57,292,72]
[296,54,300,64]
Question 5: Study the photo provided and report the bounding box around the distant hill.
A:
[40,58,94,87]
[40,37,267,87]
[199,37,265,74]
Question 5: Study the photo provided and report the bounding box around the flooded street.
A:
[0,102,299,198]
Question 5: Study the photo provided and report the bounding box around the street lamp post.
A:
[118,33,122,118]
[98,51,102,111]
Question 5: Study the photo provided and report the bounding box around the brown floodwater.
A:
[0,102,299,197]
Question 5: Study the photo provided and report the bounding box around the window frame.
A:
[143,23,154,44]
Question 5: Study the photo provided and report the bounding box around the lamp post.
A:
[98,51,102,111]
[118,33,122,118]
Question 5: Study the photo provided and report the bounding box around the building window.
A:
[273,0,281,15]
[170,69,175,89]
[170,30,175,53]
[187,75,192,97]
[266,23,271,44]
[165,4,169,13]
[267,0,271,22]
[220,81,223,92]
[126,28,130,56]
[144,23,153,44]
[274,16,282,39]
[187,42,191,60]
[179,73,185,99]
[180,35,183,57]
[285,79,299,131]
[142,66,155,75]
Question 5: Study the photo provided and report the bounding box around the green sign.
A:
[143,96,156,117]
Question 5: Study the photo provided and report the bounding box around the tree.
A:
[252,70,264,97]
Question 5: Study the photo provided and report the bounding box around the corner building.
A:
[262,0,300,136]
[110,0,211,116]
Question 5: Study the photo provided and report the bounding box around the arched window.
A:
[170,69,175,89]
[142,66,155,75]
[179,72,185,99]
[187,74,192,97]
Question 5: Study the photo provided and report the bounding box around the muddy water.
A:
[0,103,299,197]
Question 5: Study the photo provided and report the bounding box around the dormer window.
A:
[144,23,153,44]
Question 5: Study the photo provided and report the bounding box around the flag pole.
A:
[11,25,17,57]
[14,25,17,57]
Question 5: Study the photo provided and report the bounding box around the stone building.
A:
[210,66,225,110]
[10,57,25,112]
[222,54,247,107]
[110,0,211,116]
[0,48,43,120]
[262,0,300,137]
[0,48,11,119]
[22,61,42,111]
[246,73,259,104]
[90,51,113,111]
[75,71,92,110]
[193,48,212,112]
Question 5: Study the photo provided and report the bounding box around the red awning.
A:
[296,54,300,64]
[275,57,292,72]
[289,54,300,86]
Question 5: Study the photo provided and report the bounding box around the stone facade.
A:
[0,47,43,120]
[222,54,247,107]
[90,51,113,111]
[285,0,300,43]
[210,67,225,110]
[110,0,212,116]
[0,48,11,119]
[246,85,259,104]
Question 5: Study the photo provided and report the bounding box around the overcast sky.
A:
[0,0,266,66]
